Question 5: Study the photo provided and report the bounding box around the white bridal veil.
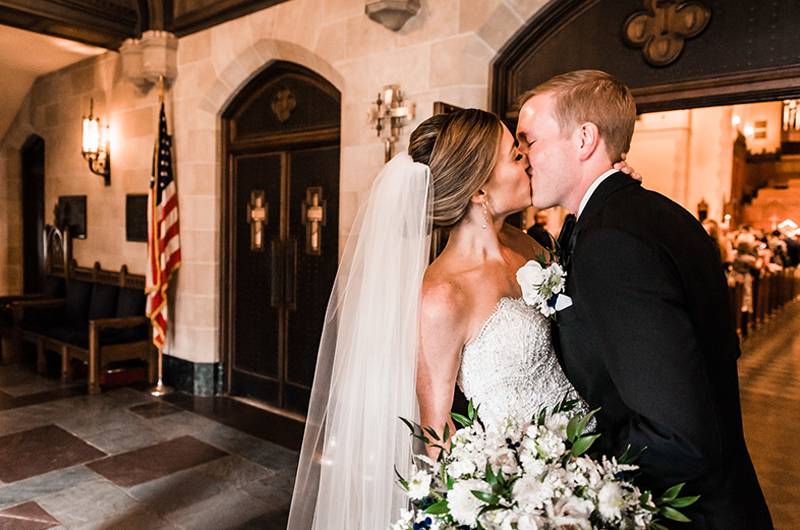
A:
[287,153,433,529]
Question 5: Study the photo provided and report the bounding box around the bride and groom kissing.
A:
[287,70,773,529]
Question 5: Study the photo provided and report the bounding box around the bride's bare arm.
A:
[417,281,467,459]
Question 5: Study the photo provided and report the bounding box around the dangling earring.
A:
[481,201,490,230]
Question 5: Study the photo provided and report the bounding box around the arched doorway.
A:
[492,0,800,118]
[21,135,45,294]
[221,61,340,416]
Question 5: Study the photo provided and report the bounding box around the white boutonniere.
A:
[516,258,568,318]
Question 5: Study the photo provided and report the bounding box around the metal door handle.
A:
[270,239,283,308]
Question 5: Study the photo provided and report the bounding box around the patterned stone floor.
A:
[1,300,798,530]
[0,365,297,530]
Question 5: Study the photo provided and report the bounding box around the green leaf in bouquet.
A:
[468,400,475,420]
[424,426,441,441]
[451,412,472,428]
[393,466,409,490]
[484,462,497,487]
[443,422,450,442]
[649,523,670,530]
[669,495,700,509]
[570,433,601,456]
[575,408,600,438]
[400,417,418,435]
[639,490,651,506]
[471,490,499,504]
[660,506,692,523]
[537,408,547,426]
[413,433,431,445]
[447,474,455,490]
[659,483,685,503]
[425,500,449,515]
[566,415,581,442]
[619,443,647,465]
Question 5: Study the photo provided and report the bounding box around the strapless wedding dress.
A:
[458,297,590,428]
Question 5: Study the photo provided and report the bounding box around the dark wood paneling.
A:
[0,0,139,49]
[492,0,800,117]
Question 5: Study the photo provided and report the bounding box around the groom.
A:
[516,70,772,529]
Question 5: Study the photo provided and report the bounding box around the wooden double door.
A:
[223,62,340,415]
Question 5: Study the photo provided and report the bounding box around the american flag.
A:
[146,102,181,350]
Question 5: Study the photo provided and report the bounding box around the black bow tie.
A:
[556,213,577,265]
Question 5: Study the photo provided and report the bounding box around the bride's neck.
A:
[446,212,507,261]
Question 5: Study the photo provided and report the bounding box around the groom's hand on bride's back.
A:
[613,152,642,182]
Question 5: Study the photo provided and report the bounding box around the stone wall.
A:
[0,0,546,379]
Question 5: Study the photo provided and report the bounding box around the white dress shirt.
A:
[577,168,618,218]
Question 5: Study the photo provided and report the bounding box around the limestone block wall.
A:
[0,0,547,367]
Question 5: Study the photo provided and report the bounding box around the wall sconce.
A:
[369,84,415,162]
[81,98,111,186]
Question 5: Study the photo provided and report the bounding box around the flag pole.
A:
[150,74,173,398]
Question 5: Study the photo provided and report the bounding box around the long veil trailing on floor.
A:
[287,153,433,529]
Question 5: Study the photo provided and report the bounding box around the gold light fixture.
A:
[81,98,110,186]
[369,84,415,162]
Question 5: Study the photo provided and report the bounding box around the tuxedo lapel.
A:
[575,172,641,232]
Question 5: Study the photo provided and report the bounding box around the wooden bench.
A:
[11,262,155,394]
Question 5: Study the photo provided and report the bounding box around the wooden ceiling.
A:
[0,0,289,50]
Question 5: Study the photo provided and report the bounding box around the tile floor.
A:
[0,365,297,530]
[1,299,799,529]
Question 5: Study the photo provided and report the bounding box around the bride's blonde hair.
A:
[408,108,502,228]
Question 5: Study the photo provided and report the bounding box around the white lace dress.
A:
[457,297,590,428]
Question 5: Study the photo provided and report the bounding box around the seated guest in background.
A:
[703,219,730,267]
[526,209,556,251]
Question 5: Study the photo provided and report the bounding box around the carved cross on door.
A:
[624,0,711,67]
[301,187,326,255]
[248,190,268,251]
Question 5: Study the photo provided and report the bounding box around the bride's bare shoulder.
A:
[420,263,468,333]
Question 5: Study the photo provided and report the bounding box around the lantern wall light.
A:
[81,98,111,186]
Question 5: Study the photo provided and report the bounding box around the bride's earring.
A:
[481,201,490,230]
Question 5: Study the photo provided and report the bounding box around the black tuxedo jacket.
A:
[555,172,772,529]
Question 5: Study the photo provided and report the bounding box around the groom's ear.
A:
[576,122,601,161]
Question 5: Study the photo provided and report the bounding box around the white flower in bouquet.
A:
[597,481,625,521]
[516,260,567,318]
[550,495,593,530]
[545,412,570,440]
[535,428,567,460]
[392,398,699,530]
[407,468,432,500]
[448,478,491,526]
[512,476,552,510]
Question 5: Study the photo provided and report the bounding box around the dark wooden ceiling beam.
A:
[171,0,288,37]
[0,0,139,49]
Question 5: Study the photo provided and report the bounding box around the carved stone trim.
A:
[365,0,421,31]
[623,0,711,67]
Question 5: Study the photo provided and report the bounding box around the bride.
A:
[287,109,632,529]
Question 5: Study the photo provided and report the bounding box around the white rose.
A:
[407,468,432,500]
[516,261,547,304]
[546,263,566,294]
[520,451,546,477]
[448,478,491,526]
[597,481,625,521]
[512,476,553,510]
[536,430,566,460]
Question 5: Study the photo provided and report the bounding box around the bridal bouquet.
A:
[392,399,698,530]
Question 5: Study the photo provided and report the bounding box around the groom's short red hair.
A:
[517,70,636,162]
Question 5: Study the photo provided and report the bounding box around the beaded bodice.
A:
[457,297,589,428]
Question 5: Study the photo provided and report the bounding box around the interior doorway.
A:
[21,135,45,294]
[221,61,340,417]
